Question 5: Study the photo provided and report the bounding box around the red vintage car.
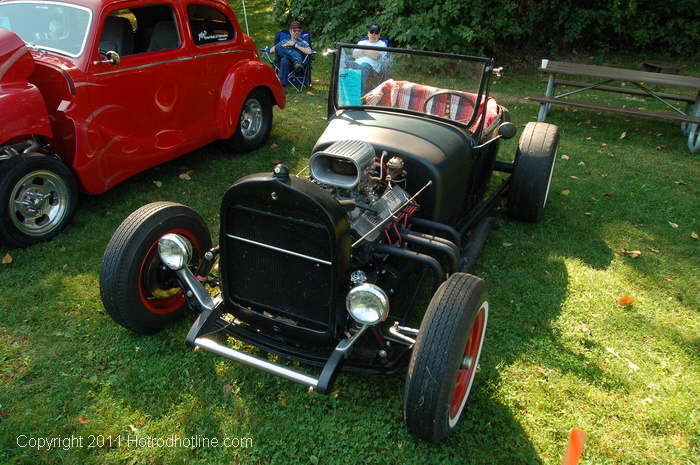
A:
[0,0,285,247]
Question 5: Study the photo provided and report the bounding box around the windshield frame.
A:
[0,0,94,58]
[329,43,495,135]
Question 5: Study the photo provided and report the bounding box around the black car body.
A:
[100,44,560,442]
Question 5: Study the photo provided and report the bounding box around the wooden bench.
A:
[528,59,700,153]
[539,79,696,104]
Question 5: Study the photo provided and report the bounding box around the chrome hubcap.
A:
[240,98,263,139]
[10,170,69,236]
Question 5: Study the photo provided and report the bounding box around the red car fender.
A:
[0,29,52,144]
[216,59,285,140]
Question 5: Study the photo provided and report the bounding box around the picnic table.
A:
[528,59,700,153]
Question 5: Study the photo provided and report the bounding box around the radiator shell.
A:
[219,172,352,344]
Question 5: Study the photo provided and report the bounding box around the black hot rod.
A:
[100,45,560,442]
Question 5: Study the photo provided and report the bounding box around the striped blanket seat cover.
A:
[361,79,500,133]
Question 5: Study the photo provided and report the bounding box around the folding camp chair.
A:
[261,31,316,92]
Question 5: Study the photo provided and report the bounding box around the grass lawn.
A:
[1,1,698,464]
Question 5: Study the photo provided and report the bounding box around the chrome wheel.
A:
[10,170,70,237]
[240,98,263,140]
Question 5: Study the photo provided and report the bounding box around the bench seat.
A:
[362,79,500,133]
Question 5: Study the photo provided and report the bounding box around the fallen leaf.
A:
[306,91,314,96]
[600,173,608,178]
[2,253,12,265]
[153,180,162,188]
[179,173,191,180]
[668,221,679,229]
[223,384,232,397]
[586,136,592,141]
[271,159,282,165]
[561,154,570,160]
[77,415,91,424]
[534,365,547,376]
[569,175,579,180]
[279,399,287,408]
[271,143,278,149]
[0,410,8,418]
[577,161,586,166]
[561,189,571,195]
[691,232,699,240]
[619,249,641,258]
[649,247,660,253]
[290,146,296,153]
[578,322,589,332]
[584,212,592,216]
[502,242,513,247]
[601,143,608,147]
[618,295,635,307]
[603,193,613,199]
[63,264,68,270]
[656,145,665,151]
[674,180,687,185]
[619,131,627,139]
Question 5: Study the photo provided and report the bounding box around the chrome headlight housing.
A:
[158,233,192,271]
[346,283,389,325]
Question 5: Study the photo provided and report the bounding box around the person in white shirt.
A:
[353,23,387,74]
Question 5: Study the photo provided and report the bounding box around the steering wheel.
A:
[423,90,476,122]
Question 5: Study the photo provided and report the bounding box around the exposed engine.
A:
[309,140,419,245]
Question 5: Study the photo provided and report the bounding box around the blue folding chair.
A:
[262,31,316,92]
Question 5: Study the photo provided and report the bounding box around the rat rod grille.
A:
[224,205,334,329]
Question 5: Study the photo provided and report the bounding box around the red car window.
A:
[100,5,180,56]
[187,4,235,46]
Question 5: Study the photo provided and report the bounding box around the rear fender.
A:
[216,60,285,139]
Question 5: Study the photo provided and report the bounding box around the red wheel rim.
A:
[449,302,488,425]
[137,228,202,315]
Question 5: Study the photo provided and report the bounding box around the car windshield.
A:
[334,44,492,130]
[0,1,92,57]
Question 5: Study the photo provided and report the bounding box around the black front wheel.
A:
[225,88,273,153]
[404,273,488,442]
[508,121,560,222]
[0,153,78,247]
[99,202,212,335]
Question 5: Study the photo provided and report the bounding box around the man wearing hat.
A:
[271,20,312,86]
[353,24,387,73]
[352,24,388,91]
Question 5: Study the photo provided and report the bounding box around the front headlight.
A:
[346,283,389,325]
[158,233,192,271]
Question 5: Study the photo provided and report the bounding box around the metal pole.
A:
[241,0,250,36]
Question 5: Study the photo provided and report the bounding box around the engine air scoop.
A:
[309,140,375,189]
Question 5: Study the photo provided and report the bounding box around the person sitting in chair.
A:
[352,24,388,91]
[270,20,312,86]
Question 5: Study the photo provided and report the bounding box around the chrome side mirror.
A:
[95,50,120,66]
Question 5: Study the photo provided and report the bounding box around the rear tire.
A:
[404,273,488,442]
[99,202,212,335]
[0,153,77,247]
[508,121,560,222]
[224,88,273,153]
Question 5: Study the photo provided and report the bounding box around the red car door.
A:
[84,2,199,192]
